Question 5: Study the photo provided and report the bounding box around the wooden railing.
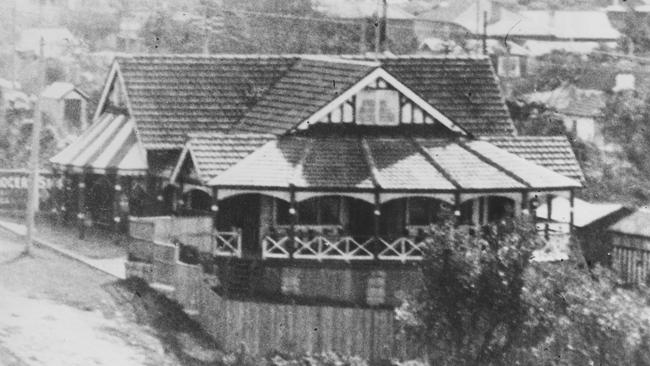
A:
[262,235,424,262]
[213,230,242,257]
[377,237,426,262]
[293,236,375,261]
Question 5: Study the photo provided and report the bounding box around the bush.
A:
[398,218,650,365]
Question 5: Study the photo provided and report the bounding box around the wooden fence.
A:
[194,277,405,360]
[612,233,650,285]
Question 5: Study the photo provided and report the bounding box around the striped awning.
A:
[50,113,147,175]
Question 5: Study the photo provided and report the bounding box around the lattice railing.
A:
[377,237,426,262]
[262,236,291,259]
[261,235,426,262]
[213,230,242,257]
[293,236,375,261]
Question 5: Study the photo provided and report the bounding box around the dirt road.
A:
[0,229,219,366]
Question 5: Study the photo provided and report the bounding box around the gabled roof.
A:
[483,135,585,182]
[208,136,580,191]
[116,55,296,149]
[236,57,378,134]
[609,209,650,238]
[536,196,627,228]
[368,56,515,136]
[523,83,606,118]
[487,10,620,40]
[111,54,515,150]
[171,132,275,184]
[41,82,88,100]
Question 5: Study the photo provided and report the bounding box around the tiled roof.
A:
[115,54,514,149]
[523,83,605,118]
[483,135,585,182]
[236,57,377,134]
[366,56,515,136]
[609,209,650,238]
[117,54,296,149]
[209,136,581,191]
[186,132,275,183]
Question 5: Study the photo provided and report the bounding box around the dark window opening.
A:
[64,99,82,128]
[487,196,515,222]
[408,198,443,226]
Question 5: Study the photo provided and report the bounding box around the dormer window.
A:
[356,88,399,126]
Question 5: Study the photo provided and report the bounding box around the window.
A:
[64,99,82,128]
[355,88,399,125]
[275,199,291,225]
[407,198,443,226]
[276,197,341,226]
[497,56,521,78]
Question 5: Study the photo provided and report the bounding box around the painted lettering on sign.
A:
[0,169,54,210]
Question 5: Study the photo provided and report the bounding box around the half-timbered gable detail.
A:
[50,54,586,358]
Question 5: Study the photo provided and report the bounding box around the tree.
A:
[398,218,650,365]
[398,218,548,365]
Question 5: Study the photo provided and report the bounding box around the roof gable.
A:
[293,68,469,135]
[361,56,516,136]
[115,55,296,149]
[106,54,514,150]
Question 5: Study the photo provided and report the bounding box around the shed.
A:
[536,196,630,266]
[609,209,650,285]
[41,82,89,144]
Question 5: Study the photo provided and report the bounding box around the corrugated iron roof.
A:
[50,113,147,175]
[609,209,650,238]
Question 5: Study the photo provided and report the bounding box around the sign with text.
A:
[0,169,54,211]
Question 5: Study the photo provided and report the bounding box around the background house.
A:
[40,82,89,147]
[523,83,607,148]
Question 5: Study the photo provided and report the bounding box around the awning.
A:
[208,136,581,193]
[50,113,147,176]
[537,196,627,228]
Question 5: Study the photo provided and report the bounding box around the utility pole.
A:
[374,0,387,55]
[482,11,488,55]
[25,37,45,255]
[202,3,210,54]
[11,0,16,89]
[374,0,381,55]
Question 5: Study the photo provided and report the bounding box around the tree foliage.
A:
[398,219,650,365]
[138,0,418,55]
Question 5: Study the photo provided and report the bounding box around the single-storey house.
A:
[49,53,584,357]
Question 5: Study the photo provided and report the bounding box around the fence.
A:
[195,278,405,360]
[612,233,650,285]
[129,215,213,244]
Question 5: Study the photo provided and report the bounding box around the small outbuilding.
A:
[609,209,650,285]
[41,82,89,146]
[536,196,630,265]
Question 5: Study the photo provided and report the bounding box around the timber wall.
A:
[125,239,419,360]
[194,277,406,360]
[612,233,650,285]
